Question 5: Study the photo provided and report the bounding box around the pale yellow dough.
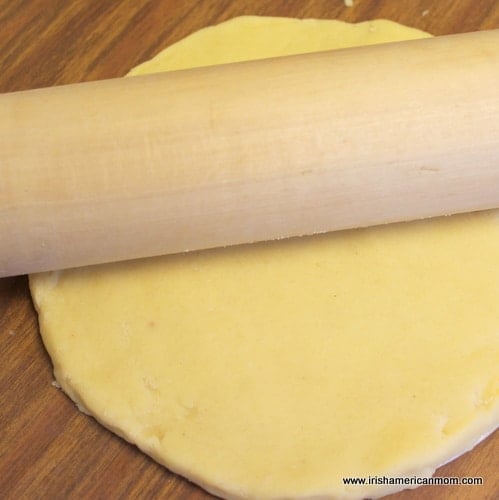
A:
[31,16,498,500]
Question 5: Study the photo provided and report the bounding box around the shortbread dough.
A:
[30,17,498,499]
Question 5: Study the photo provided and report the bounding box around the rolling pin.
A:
[1,29,498,277]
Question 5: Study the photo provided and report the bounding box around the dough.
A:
[30,16,498,499]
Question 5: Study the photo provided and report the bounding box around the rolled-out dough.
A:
[30,16,498,499]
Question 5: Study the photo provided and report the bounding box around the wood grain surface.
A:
[0,1,498,499]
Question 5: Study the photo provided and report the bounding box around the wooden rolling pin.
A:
[1,29,499,277]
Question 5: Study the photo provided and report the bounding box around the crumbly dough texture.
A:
[31,16,498,499]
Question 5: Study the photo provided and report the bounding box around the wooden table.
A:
[1,1,497,498]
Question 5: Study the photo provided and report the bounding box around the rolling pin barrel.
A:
[1,29,499,277]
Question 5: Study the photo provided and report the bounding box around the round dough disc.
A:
[30,16,499,499]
